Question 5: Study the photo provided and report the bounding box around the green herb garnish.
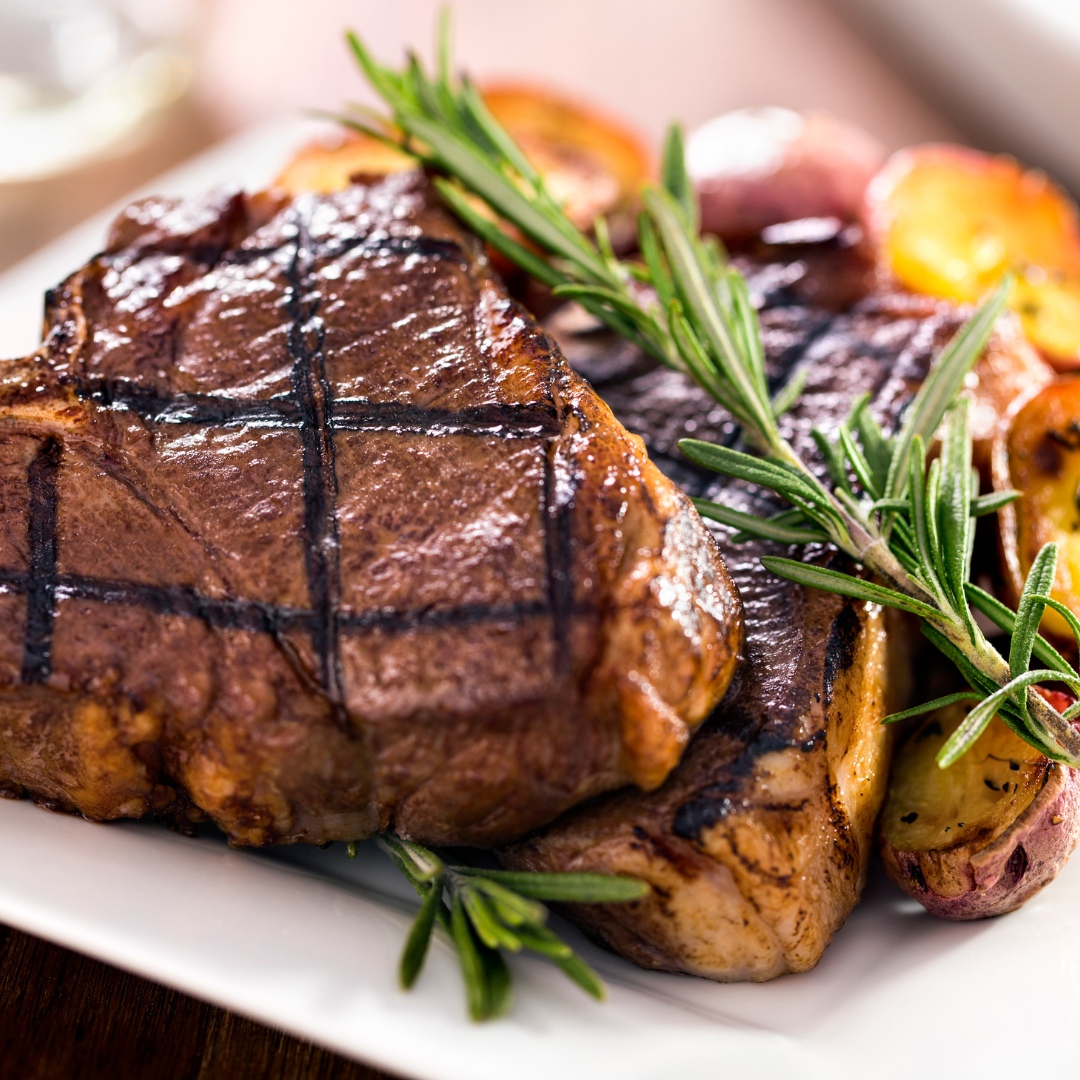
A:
[342,14,1080,774]
[356,836,646,1021]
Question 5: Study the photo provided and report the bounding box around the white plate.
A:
[1,122,1078,1080]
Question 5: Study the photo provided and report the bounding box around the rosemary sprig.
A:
[343,16,1080,771]
[361,835,647,1021]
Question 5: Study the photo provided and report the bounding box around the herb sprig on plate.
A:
[342,15,1080,773]
[357,836,645,1021]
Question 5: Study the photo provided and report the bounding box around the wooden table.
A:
[0,924,398,1079]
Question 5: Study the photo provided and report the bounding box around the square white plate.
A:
[0,121,1077,1080]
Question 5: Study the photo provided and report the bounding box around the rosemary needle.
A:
[371,835,647,1021]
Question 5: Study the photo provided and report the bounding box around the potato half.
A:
[481,84,651,237]
[276,84,651,241]
[864,145,1080,370]
[993,377,1080,640]
[880,701,1080,919]
[274,131,415,194]
[686,107,884,239]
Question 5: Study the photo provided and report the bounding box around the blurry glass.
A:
[0,0,194,182]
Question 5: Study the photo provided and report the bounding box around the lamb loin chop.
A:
[504,223,1044,979]
[0,172,741,848]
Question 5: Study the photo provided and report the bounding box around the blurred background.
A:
[0,0,1075,275]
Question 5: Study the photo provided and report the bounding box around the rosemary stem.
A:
[343,24,1080,769]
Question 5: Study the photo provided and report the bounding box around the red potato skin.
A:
[882,762,1080,919]
[687,108,885,240]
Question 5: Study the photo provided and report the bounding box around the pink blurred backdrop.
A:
[196,0,953,147]
[0,0,958,274]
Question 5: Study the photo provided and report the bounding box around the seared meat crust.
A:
[0,173,741,847]
[504,226,1030,979]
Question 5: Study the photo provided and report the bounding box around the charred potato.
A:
[881,699,1080,919]
[966,310,1055,475]
[864,144,1080,370]
[993,377,1080,639]
[687,107,884,240]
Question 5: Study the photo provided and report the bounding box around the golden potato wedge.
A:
[994,377,1080,639]
[274,131,415,195]
[276,85,651,240]
[864,144,1080,370]
[482,83,651,235]
[881,697,1080,919]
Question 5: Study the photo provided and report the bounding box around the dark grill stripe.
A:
[320,233,466,265]
[75,382,301,427]
[214,232,466,268]
[765,310,843,394]
[331,399,560,437]
[58,576,308,634]
[285,211,344,702]
[0,567,559,637]
[74,380,560,439]
[19,438,61,684]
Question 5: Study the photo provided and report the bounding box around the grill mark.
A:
[0,568,571,637]
[320,233,466,265]
[75,381,302,427]
[59,576,308,634]
[672,728,828,841]
[219,233,465,267]
[19,438,62,684]
[764,310,840,395]
[285,210,344,703]
[75,380,560,438]
[823,602,862,708]
[542,440,576,676]
[331,399,560,437]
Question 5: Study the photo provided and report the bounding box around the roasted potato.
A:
[686,108,884,240]
[274,131,415,194]
[481,84,650,239]
[276,84,651,242]
[864,145,1080,370]
[993,377,1080,639]
[880,698,1080,919]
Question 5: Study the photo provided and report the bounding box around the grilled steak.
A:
[0,172,741,847]
[504,224,1038,979]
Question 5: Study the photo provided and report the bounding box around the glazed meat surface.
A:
[505,225,1024,979]
[0,173,741,847]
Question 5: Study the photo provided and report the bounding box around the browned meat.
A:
[504,224,1037,979]
[0,172,741,847]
